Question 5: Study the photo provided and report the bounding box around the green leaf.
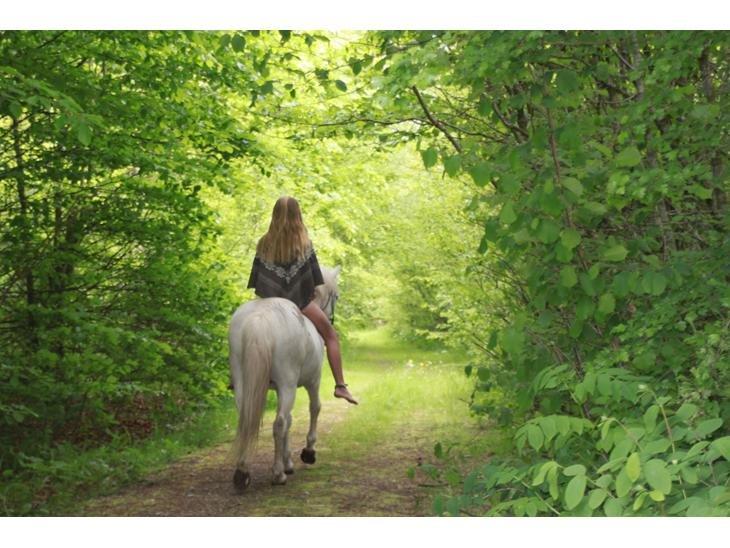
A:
[579,273,597,296]
[555,242,573,263]
[499,201,517,225]
[434,442,443,459]
[77,122,92,146]
[626,452,641,482]
[642,272,667,296]
[468,163,491,186]
[538,219,561,243]
[610,438,633,462]
[596,374,612,395]
[648,490,665,502]
[615,468,633,497]
[560,266,578,288]
[643,438,672,456]
[689,184,713,199]
[532,460,557,486]
[334,79,347,92]
[633,492,647,511]
[643,405,659,433]
[603,245,628,262]
[443,155,462,177]
[604,497,623,516]
[231,34,246,52]
[477,95,491,116]
[680,466,699,485]
[260,81,274,95]
[644,459,672,495]
[675,403,698,422]
[598,293,616,314]
[560,229,581,250]
[563,464,586,477]
[588,488,608,510]
[500,175,520,196]
[527,424,544,451]
[711,436,730,461]
[632,350,655,372]
[576,297,595,320]
[584,201,607,215]
[547,466,559,500]
[555,415,571,436]
[9,101,21,119]
[540,417,558,443]
[564,474,586,510]
[685,441,710,459]
[616,146,641,167]
[433,495,445,515]
[562,177,584,196]
[556,70,580,94]
[552,324,574,344]
[421,148,438,169]
[693,418,723,438]
[476,367,490,382]
[539,191,564,216]
[350,60,363,75]
[487,330,498,349]
[500,326,524,358]
[596,474,613,489]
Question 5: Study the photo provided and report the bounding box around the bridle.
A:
[322,290,337,325]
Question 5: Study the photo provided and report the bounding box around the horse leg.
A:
[233,463,251,493]
[300,383,321,465]
[230,351,251,492]
[283,412,295,474]
[272,386,295,485]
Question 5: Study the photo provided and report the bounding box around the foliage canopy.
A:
[1,30,728,516]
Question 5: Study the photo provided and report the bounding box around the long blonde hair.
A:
[256,196,312,264]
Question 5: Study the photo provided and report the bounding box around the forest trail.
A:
[77,329,485,516]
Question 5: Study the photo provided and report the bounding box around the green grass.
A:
[329,328,474,450]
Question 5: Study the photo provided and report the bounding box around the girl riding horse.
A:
[246,196,358,405]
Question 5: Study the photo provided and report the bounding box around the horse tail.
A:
[231,313,273,466]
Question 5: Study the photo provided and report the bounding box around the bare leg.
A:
[301,301,358,405]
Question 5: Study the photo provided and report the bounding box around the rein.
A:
[322,291,336,325]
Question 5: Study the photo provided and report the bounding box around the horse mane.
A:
[313,265,340,308]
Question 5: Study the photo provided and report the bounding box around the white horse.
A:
[228,265,340,492]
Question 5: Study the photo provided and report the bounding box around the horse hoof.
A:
[233,470,251,493]
[272,473,287,485]
[300,448,316,464]
[285,468,295,475]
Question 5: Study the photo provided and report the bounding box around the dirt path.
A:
[78,398,454,516]
[77,330,485,517]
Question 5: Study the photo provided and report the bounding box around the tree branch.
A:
[491,101,529,141]
[411,85,462,153]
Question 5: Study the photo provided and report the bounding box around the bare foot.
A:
[334,384,358,405]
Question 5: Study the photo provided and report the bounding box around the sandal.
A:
[334,383,359,405]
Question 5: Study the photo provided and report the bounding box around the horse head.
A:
[313,265,341,325]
